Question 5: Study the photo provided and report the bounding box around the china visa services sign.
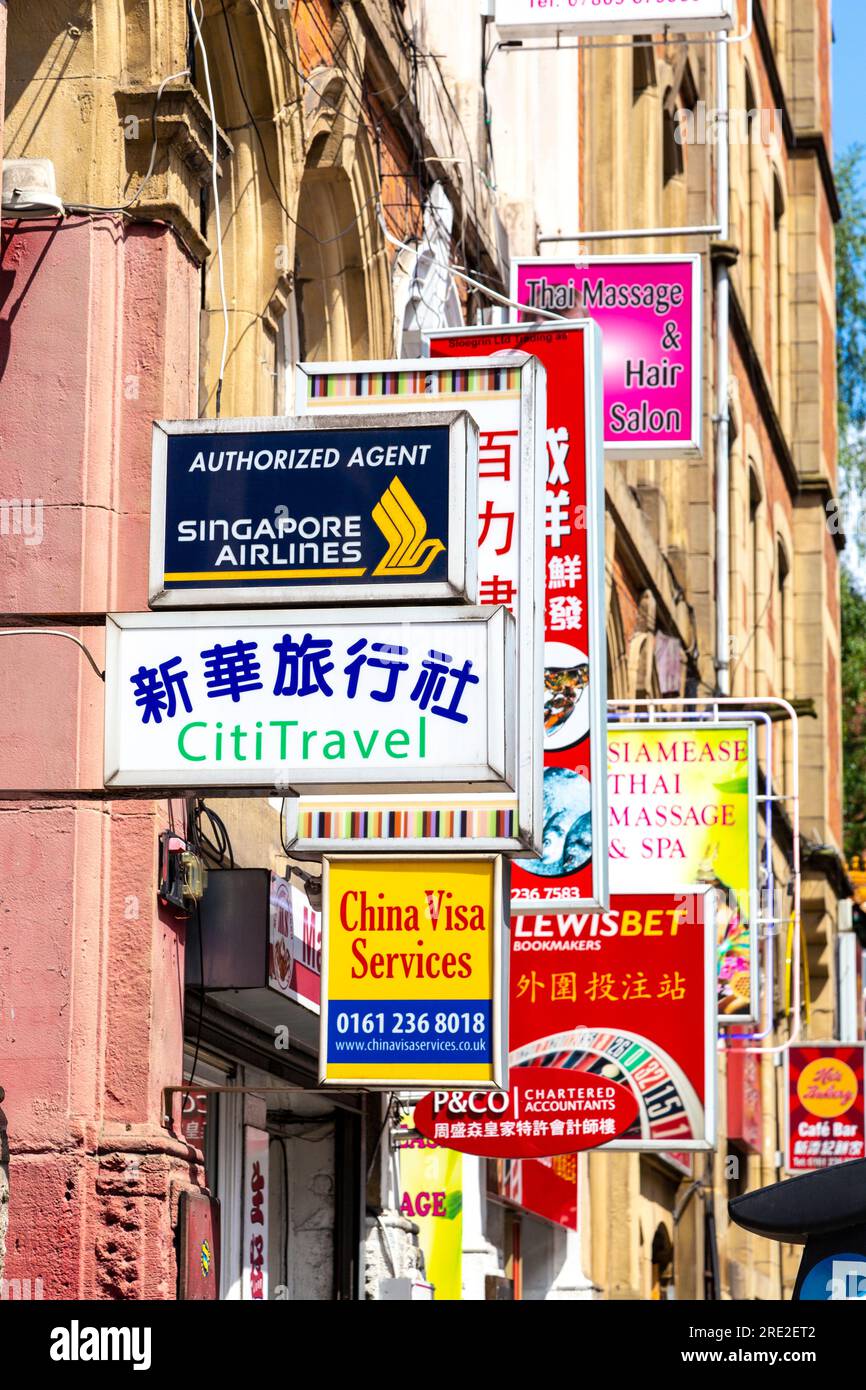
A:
[319,854,508,1089]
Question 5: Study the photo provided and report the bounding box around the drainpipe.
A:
[0,3,8,1292]
[714,32,731,696]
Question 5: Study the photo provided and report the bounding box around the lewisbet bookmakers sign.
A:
[319,855,508,1089]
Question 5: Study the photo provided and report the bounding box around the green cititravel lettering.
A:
[353,728,379,759]
[419,715,426,757]
[302,730,318,759]
[269,721,298,760]
[322,731,346,760]
[178,722,207,762]
[384,728,410,758]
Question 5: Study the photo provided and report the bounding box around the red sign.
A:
[430,324,605,913]
[727,1038,763,1155]
[509,892,717,1149]
[178,1190,220,1300]
[413,1068,638,1158]
[786,1044,866,1173]
[489,1155,578,1231]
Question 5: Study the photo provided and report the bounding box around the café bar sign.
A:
[319,854,509,1090]
[494,0,735,38]
[149,411,478,607]
[103,607,516,794]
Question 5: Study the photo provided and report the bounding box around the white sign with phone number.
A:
[494,0,735,38]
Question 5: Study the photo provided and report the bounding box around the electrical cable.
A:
[376,203,567,322]
[0,628,104,679]
[220,1,381,250]
[189,0,230,418]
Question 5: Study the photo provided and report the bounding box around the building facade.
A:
[0,0,848,1300]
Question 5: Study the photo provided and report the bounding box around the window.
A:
[748,468,763,692]
[662,87,684,185]
[772,174,787,415]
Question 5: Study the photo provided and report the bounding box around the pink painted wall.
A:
[0,214,204,1299]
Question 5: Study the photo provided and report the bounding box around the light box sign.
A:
[512,257,702,457]
[510,891,718,1150]
[149,412,478,607]
[268,876,321,1012]
[488,1155,578,1232]
[292,354,545,859]
[104,606,516,793]
[786,1045,866,1175]
[429,323,607,915]
[607,723,759,1022]
[494,0,735,39]
[319,854,508,1089]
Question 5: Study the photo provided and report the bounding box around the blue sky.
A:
[833,0,866,160]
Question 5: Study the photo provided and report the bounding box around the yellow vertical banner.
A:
[399,1140,463,1300]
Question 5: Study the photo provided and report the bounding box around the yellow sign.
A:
[399,1139,463,1300]
[797,1058,859,1119]
[372,478,446,577]
[319,854,505,1088]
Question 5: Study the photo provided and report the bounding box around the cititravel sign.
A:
[319,855,508,1089]
[103,607,515,794]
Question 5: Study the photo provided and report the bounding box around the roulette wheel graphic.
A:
[509,1026,703,1146]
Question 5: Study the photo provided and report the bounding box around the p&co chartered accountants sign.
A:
[103,607,516,794]
[148,412,478,607]
[319,854,508,1089]
[494,0,735,39]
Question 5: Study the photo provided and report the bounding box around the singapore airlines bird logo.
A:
[371,478,445,577]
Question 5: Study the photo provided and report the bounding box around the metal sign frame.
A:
[510,255,703,458]
[148,411,478,608]
[493,0,736,39]
[427,321,608,915]
[318,852,509,1091]
[292,353,545,858]
[608,720,761,1026]
[103,605,516,794]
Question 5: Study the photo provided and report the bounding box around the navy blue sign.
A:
[150,417,472,606]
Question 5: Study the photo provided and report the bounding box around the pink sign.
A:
[512,257,702,456]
